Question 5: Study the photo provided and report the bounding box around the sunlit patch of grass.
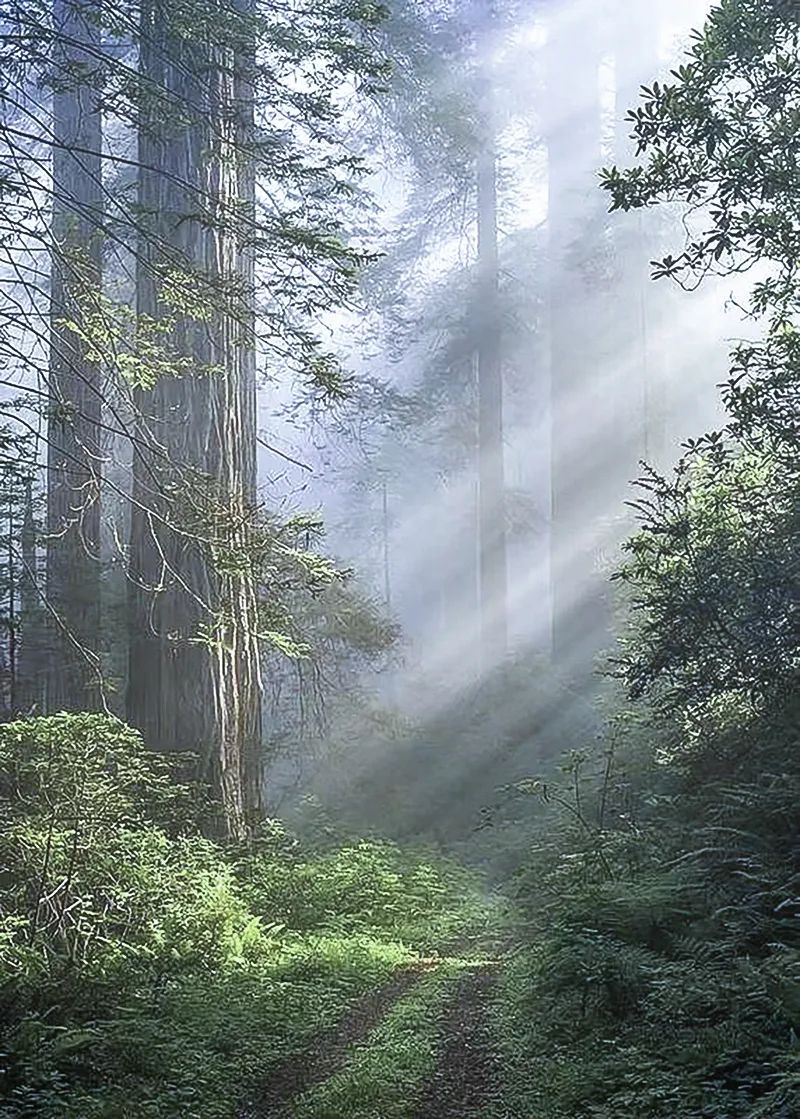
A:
[45,937,429,1118]
[17,875,488,1119]
[269,931,418,978]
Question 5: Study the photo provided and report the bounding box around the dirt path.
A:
[412,965,499,1119]
[240,961,438,1118]
[240,941,502,1119]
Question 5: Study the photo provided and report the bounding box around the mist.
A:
[4,1,795,1114]
[259,0,743,841]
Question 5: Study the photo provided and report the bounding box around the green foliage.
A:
[601,0,800,317]
[0,715,204,984]
[615,447,800,711]
[240,840,483,946]
[487,6,800,1116]
[0,714,486,1118]
[599,2,800,718]
[492,696,800,1118]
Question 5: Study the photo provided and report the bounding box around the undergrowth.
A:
[289,965,462,1119]
[0,714,489,1119]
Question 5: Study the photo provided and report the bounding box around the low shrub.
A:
[0,715,486,1118]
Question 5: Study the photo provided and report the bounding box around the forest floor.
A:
[3,731,515,1119]
[241,940,505,1119]
[411,962,501,1119]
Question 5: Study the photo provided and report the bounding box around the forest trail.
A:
[241,962,435,1117]
[242,948,502,1118]
[412,963,500,1119]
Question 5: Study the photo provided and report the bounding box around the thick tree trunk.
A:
[46,0,103,711]
[128,0,262,838]
[546,8,604,679]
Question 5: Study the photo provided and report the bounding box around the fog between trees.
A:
[5,3,800,1114]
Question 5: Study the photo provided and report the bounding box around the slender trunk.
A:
[613,0,663,476]
[46,0,103,711]
[18,481,42,713]
[8,506,16,714]
[128,0,262,837]
[475,12,507,669]
[223,0,262,824]
[546,9,604,679]
[381,478,392,611]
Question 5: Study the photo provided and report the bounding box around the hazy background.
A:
[255,0,747,847]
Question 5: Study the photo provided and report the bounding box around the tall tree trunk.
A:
[46,0,103,711]
[381,477,392,611]
[475,6,507,669]
[613,0,664,477]
[546,6,604,679]
[127,0,262,838]
[6,499,17,715]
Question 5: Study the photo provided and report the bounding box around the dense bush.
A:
[493,423,800,1112]
[491,4,800,1115]
[240,838,482,943]
[0,714,485,1118]
[492,692,800,1117]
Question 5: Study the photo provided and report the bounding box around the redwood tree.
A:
[475,0,508,666]
[545,2,604,678]
[46,0,103,711]
[128,0,261,837]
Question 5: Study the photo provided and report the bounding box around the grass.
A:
[42,936,414,1119]
[8,936,490,1119]
[0,716,498,1119]
[288,964,463,1119]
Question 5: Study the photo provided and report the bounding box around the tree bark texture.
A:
[46,0,103,712]
[127,0,262,838]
